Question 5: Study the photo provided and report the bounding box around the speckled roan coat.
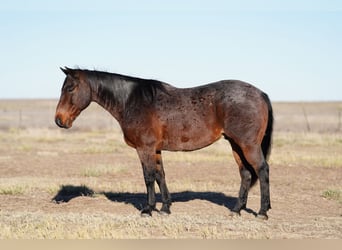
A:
[55,67,273,219]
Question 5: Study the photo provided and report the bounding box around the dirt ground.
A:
[0,100,341,238]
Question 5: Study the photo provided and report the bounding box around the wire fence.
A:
[0,100,341,133]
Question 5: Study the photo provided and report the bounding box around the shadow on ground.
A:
[52,185,257,215]
[103,191,238,211]
[52,185,95,203]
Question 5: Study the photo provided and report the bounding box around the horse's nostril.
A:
[55,117,64,128]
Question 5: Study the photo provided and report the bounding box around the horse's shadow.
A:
[52,185,257,216]
[52,185,95,203]
[102,191,238,211]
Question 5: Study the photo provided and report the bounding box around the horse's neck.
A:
[90,76,136,122]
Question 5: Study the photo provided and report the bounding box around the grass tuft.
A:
[322,189,342,203]
[81,164,128,177]
[0,185,26,195]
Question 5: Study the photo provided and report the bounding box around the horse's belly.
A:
[161,128,222,151]
[157,99,223,151]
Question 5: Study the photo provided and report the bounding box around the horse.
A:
[55,67,273,220]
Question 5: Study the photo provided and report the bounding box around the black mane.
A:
[81,69,169,107]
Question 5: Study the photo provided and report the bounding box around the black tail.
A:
[261,92,273,161]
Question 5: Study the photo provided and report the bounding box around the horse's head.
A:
[55,67,92,129]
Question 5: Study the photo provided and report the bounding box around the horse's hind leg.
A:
[232,164,252,215]
[228,138,270,219]
[229,140,257,215]
[155,150,172,215]
[256,160,271,219]
[242,145,271,219]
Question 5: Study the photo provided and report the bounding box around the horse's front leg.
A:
[137,148,158,216]
[155,150,171,215]
[141,168,157,216]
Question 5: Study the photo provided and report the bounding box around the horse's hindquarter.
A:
[215,80,269,145]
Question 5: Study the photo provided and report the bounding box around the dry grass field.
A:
[0,100,341,238]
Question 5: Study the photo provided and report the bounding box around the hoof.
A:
[141,211,152,217]
[229,211,241,217]
[158,210,170,216]
[140,206,153,217]
[160,204,171,215]
[256,213,268,220]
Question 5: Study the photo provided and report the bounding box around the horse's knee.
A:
[144,176,155,185]
[143,167,156,183]
[155,169,165,183]
[240,168,252,187]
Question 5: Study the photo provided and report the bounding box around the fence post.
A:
[338,109,341,132]
[301,104,311,132]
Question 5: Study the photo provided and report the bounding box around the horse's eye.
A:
[66,85,75,93]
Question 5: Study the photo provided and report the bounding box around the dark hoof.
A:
[158,210,170,216]
[141,212,152,218]
[140,206,154,217]
[160,204,171,215]
[229,211,241,217]
[256,213,268,220]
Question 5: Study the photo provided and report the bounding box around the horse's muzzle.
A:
[55,116,69,129]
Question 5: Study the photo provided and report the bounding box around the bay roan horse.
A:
[55,67,273,220]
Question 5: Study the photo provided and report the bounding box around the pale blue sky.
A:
[0,0,341,101]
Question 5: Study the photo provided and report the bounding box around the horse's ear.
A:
[60,67,79,79]
[60,67,70,75]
